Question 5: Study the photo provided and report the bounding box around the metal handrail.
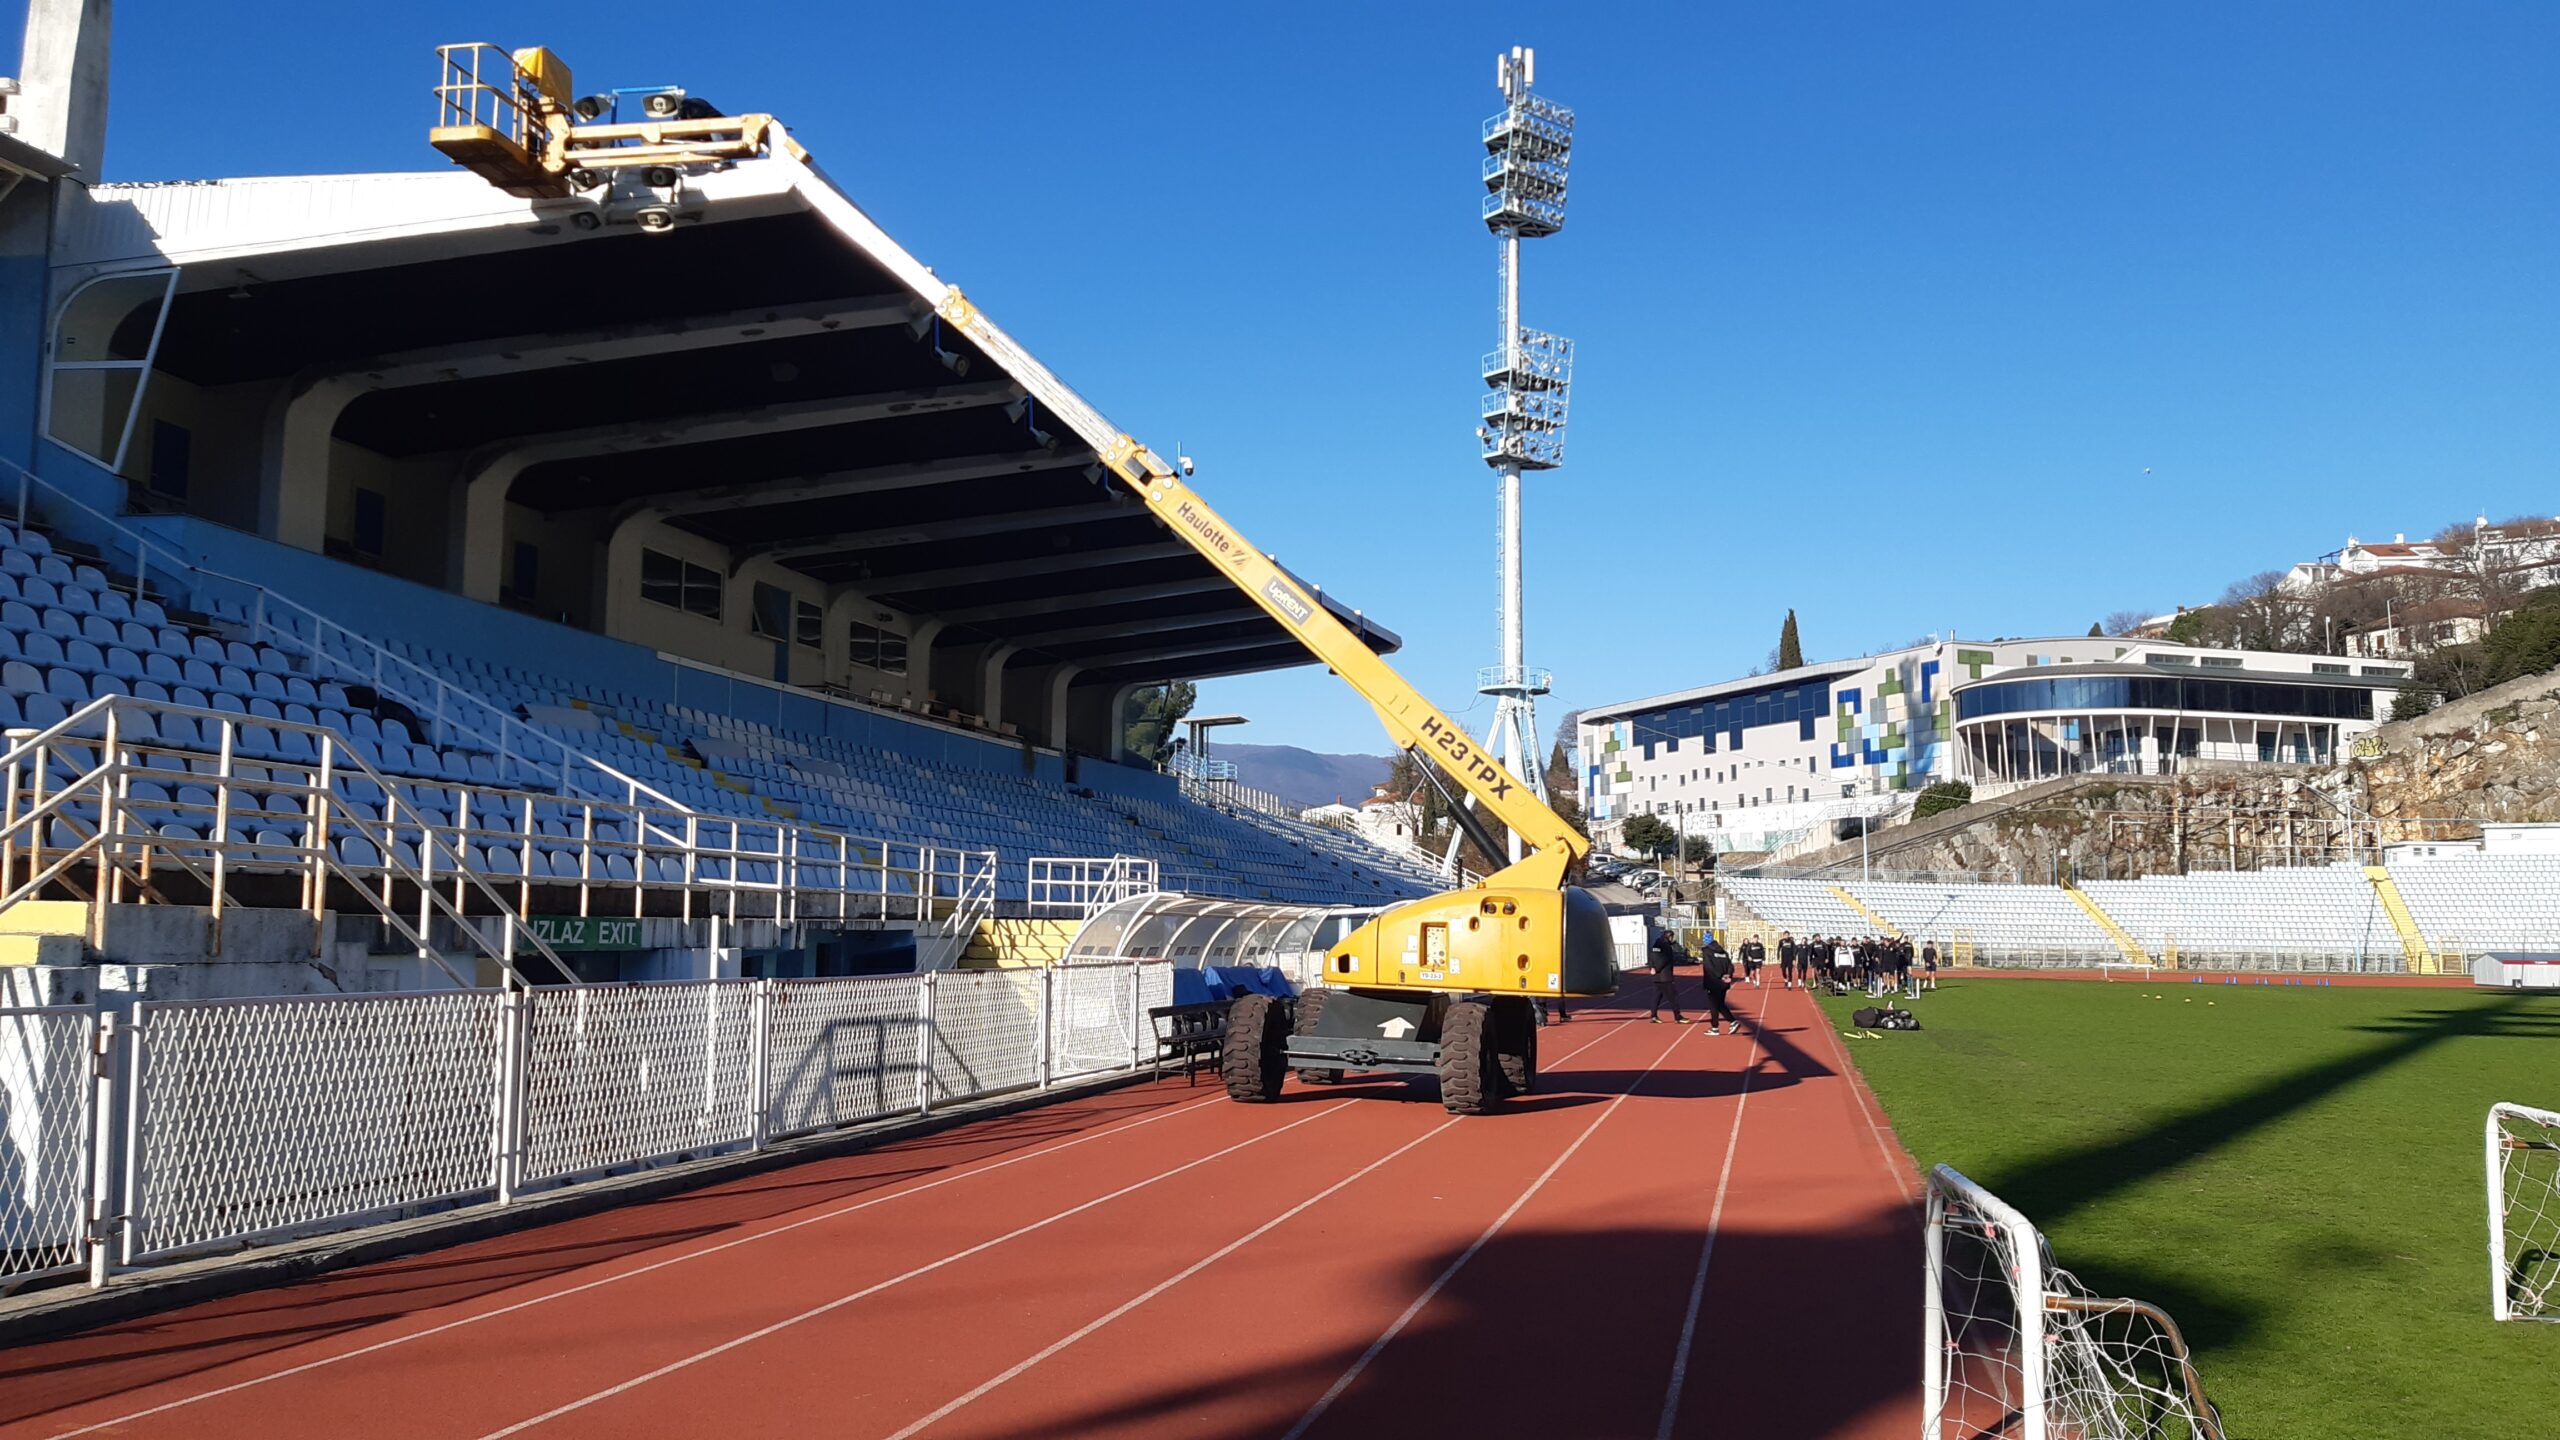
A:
[0,457,925,893]
[0,693,570,983]
[0,697,998,957]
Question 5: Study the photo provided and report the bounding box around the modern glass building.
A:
[1579,639,2412,855]
[1952,662,2399,785]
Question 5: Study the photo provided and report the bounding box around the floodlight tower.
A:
[1469,46,1576,864]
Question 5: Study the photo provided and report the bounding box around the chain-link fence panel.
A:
[517,982,758,1185]
[1048,965,1136,1081]
[0,1006,95,1284]
[929,970,1042,1104]
[128,992,503,1261]
[766,975,925,1140]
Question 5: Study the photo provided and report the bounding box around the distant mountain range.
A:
[1214,743,1396,812]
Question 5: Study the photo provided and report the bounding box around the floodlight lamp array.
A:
[1482,92,1575,238]
[1479,327,1572,470]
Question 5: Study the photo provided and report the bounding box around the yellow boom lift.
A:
[1094,439,1618,1114]
[426,42,1615,1115]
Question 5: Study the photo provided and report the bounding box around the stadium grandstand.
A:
[0,25,1445,1000]
[1717,828,2560,975]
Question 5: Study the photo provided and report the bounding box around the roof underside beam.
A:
[853,541,1188,593]
[501,379,1024,490]
[650,447,1087,517]
[1002,604,1263,647]
[339,293,923,391]
[759,499,1131,562]
[926,576,1236,625]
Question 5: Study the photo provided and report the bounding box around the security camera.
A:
[634,207,676,234]
[642,89,686,119]
[641,166,680,191]
[572,94,614,122]
[1177,455,1196,477]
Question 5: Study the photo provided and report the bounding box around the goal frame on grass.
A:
[1925,1164,2222,1440]
[2487,1101,2560,1323]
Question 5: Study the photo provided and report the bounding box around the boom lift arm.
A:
[1097,438,1590,895]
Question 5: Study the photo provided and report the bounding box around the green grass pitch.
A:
[1817,978,2560,1439]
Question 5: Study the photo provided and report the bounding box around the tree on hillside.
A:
[1620,813,1677,859]
[1121,682,1197,765]
[2481,587,2560,688]
[2389,684,2438,723]
[1542,736,1585,834]
[2087,622,2104,637]
[1384,748,1503,877]
[1777,610,1804,670]
[2101,609,2153,637]
[1681,834,1717,868]
[2219,571,2315,653]
[1912,781,1973,820]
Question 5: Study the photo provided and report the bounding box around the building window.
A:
[640,548,723,620]
[351,489,387,558]
[147,420,189,499]
[794,600,823,649]
[508,542,540,602]
[45,269,178,471]
[2200,656,2242,668]
[750,582,794,641]
[2312,662,2347,675]
[849,619,908,676]
[2359,665,2406,678]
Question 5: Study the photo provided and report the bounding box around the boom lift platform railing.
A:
[432,43,783,201]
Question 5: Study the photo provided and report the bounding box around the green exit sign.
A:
[521,916,647,951]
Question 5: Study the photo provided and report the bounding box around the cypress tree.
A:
[1777,610,1803,670]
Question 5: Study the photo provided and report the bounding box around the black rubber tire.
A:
[1290,988,1340,1083]
[1436,999,1500,1115]
[1220,992,1287,1103]
[1494,998,1537,1095]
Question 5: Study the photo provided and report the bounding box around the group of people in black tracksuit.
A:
[1769,932,1938,997]
[1644,930,1743,1036]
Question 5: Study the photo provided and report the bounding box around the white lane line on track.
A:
[42,1090,1231,1440]
[1278,1018,1694,1440]
[885,1120,1460,1439]
[472,1100,1358,1439]
[1807,985,1921,1204]
[1654,984,1769,1440]
[882,1016,1635,1438]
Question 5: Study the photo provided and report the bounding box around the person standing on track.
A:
[1646,928,1689,1025]
[1700,939,1741,1036]
[1922,938,1940,991]
[1778,931,1798,989]
[1739,935,1765,987]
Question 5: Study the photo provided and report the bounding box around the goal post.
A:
[2488,1101,2560,1323]
[1925,1164,2222,1440]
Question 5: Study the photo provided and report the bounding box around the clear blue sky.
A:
[37,2,2560,756]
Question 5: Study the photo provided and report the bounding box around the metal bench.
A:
[1147,1000,1229,1083]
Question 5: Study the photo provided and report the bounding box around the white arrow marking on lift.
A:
[1378,1017,1416,1039]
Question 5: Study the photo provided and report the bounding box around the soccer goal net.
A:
[2489,1102,2560,1323]
[1926,1165,2222,1440]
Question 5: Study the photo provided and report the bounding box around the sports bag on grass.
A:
[1852,1006,1922,1031]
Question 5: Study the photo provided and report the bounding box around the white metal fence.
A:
[0,963,1170,1290]
[0,1004,95,1289]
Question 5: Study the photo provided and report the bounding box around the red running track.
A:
[0,980,1920,1440]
